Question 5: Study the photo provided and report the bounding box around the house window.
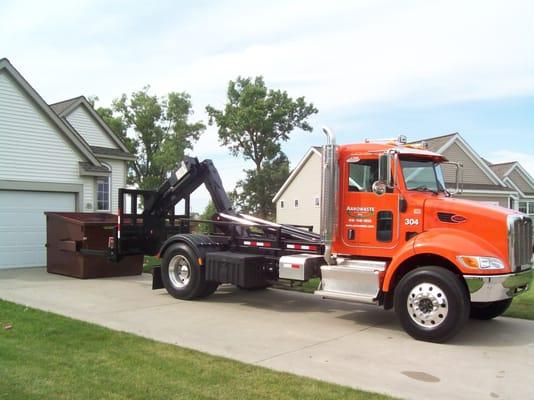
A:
[280,200,285,209]
[519,202,527,214]
[294,199,299,208]
[529,202,534,215]
[96,165,111,211]
[314,196,320,207]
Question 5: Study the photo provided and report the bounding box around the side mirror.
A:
[378,153,391,186]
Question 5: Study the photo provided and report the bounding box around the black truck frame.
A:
[107,156,325,299]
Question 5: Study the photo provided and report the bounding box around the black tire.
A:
[198,281,220,298]
[394,266,470,343]
[161,244,214,300]
[470,299,512,320]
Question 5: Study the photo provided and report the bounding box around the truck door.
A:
[340,154,399,249]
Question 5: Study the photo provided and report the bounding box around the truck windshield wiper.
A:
[413,185,438,195]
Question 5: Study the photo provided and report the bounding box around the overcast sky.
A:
[2,0,533,211]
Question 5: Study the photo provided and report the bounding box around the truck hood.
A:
[422,196,520,263]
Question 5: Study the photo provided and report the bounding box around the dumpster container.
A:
[45,212,143,279]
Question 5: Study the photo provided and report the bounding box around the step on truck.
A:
[107,128,533,342]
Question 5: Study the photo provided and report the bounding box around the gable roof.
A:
[412,132,506,187]
[489,162,515,179]
[0,58,101,166]
[90,145,135,160]
[272,147,322,203]
[50,95,131,153]
[491,161,534,197]
[414,132,458,153]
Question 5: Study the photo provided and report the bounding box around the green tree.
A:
[206,76,317,219]
[196,200,217,234]
[95,87,205,189]
[233,153,290,220]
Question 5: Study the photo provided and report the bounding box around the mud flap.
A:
[152,267,164,289]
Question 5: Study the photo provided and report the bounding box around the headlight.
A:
[457,256,505,270]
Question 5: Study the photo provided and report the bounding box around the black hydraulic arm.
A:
[145,156,235,217]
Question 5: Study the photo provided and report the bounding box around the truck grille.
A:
[508,215,533,271]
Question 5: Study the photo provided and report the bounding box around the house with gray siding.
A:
[0,58,134,268]
[273,132,530,231]
[490,161,534,218]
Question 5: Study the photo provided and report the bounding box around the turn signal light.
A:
[457,256,505,270]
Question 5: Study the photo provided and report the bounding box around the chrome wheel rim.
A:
[407,282,448,328]
[168,255,191,289]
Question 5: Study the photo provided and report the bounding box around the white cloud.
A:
[1,0,532,207]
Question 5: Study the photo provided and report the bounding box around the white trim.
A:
[95,162,111,212]
[437,134,505,187]
[502,163,517,178]
[272,147,321,202]
[56,97,131,153]
[504,177,534,198]
[457,190,515,195]
[506,163,534,189]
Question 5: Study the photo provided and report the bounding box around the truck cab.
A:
[317,132,532,341]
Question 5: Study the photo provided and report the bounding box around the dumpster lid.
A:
[45,212,117,226]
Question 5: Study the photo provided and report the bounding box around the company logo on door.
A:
[346,206,375,218]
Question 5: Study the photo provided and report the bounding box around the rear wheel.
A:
[394,266,470,342]
[161,245,217,300]
[470,299,512,320]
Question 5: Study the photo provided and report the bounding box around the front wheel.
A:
[394,266,470,343]
[470,299,512,320]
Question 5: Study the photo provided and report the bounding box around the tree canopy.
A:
[206,76,317,219]
[94,87,205,189]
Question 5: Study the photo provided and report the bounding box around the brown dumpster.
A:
[45,212,143,279]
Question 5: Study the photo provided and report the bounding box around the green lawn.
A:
[504,285,534,320]
[143,255,160,272]
[0,300,391,400]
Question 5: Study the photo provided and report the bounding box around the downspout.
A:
[321,127,338,265]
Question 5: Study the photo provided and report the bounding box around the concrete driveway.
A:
[0,267,532,400]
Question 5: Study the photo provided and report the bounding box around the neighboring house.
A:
[489,162,534,218]
[273,147,322,232]
[273,132,532,231]
[411,133,516,208]
[0,58,135,268]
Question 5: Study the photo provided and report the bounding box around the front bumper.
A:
[464,268,532,302]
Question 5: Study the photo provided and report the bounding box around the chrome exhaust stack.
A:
[321,126,338,265]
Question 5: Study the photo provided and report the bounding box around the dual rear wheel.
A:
[161,245,218,300]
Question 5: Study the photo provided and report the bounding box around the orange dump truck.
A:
[104,128,532,342]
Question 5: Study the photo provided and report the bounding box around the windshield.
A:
[401,158,446,193]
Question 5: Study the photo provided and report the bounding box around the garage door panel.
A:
[0,191,75,268]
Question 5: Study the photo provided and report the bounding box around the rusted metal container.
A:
[45,212,143,279]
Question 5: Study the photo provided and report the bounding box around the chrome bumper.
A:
[465,268,532,302]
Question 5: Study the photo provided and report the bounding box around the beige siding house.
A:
[0,58,134,268]
[273,147,322,232]
[273,132,532,231]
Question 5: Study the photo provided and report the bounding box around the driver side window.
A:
[348,159,378,192]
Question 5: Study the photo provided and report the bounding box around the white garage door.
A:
[0,190,76,268]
